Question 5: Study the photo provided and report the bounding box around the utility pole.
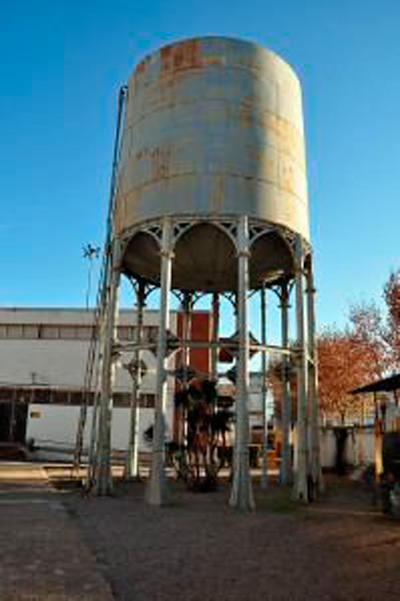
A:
[83,244,100,309]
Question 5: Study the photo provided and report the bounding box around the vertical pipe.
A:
[294,234,309,501]
[230,215,255,512]
[306,254,322,495]
[93,243,121,496]
[280,282,292,484]
[147,218,173,506]
[125,280,145,479]
[260,283,269,489]
[179,293,192,448]
[211,293,220,381]
[182,292,192,382]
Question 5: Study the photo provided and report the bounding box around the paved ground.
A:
[1,463,399,600]
[0,462,114,601]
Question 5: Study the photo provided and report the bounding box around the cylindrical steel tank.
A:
[115,36,309,290]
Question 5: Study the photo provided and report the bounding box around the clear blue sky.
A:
[1,0,399,331]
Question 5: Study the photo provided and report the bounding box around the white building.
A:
[0,307,179,460]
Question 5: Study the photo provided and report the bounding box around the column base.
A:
[146,450,167,506]
[229,453,255,512]
[93,464,113,496]
[292,472,309,502]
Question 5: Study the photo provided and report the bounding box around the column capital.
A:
[159,249,175,259]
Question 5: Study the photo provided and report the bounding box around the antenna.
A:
[82,243,100,309]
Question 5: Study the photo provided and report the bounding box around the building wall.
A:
[27,404,157,458]
[0,308,174,393]
[0,307,179,454]
[320,427,376,469]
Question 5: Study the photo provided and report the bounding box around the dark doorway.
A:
[0,401,28,443]
[334,427,348,475]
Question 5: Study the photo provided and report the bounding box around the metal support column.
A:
[306,254,323,495]
[124,280,146,479]
[280,282,292,484]
[211,293,220,381]
[260,283,269,489]
[147,218,173,506]
[230,215,255,511]
[178,292,192,447]
[294,234,309,501]
[93,243,121,496]
[182,292,192,381]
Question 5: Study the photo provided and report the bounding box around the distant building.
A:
[0,307,212,460]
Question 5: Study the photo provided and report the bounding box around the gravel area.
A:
[63,478,400,601]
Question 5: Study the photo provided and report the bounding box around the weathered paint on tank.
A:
[115,37,309,241]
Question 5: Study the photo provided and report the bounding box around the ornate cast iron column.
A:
[211,293,220,381]
[260,282,269,489]
[294,234,309,501]
[305,253,322,495]
[124,279,146,479]
[147,218,173,506]
[280,281,292,485]
[230,216,255,511]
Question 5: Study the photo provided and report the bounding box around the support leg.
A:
[230,216,255,512]
[260,283,269,489]
[294,234,309,501]
[147,218,173,506]
[211,293,220,381]
[125,280,146,479]
[280,282,292,484]
[306,255,323,495]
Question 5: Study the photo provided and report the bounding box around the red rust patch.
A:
[136,145,172,181]
[135,56,151,80]
[160,39,202,78]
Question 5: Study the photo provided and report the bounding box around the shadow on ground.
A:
[55,474,400,601]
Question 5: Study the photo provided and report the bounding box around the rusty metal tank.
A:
[116,37,309,291]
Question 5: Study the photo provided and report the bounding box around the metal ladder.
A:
[73,86,128,483]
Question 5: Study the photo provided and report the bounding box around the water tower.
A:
[92,37,321,510]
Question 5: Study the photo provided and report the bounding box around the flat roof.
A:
[351,373,400,395]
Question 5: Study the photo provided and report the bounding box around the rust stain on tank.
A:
[210,173,225,212]
[134,56,151,82]
[279,162,294,194]
[264,113,304,166]
[239,97,254,128]
[160,39,202,78]
[136,145,172,181]
[236,102,304,166]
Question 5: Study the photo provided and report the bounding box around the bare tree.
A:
[383,269,400,369]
